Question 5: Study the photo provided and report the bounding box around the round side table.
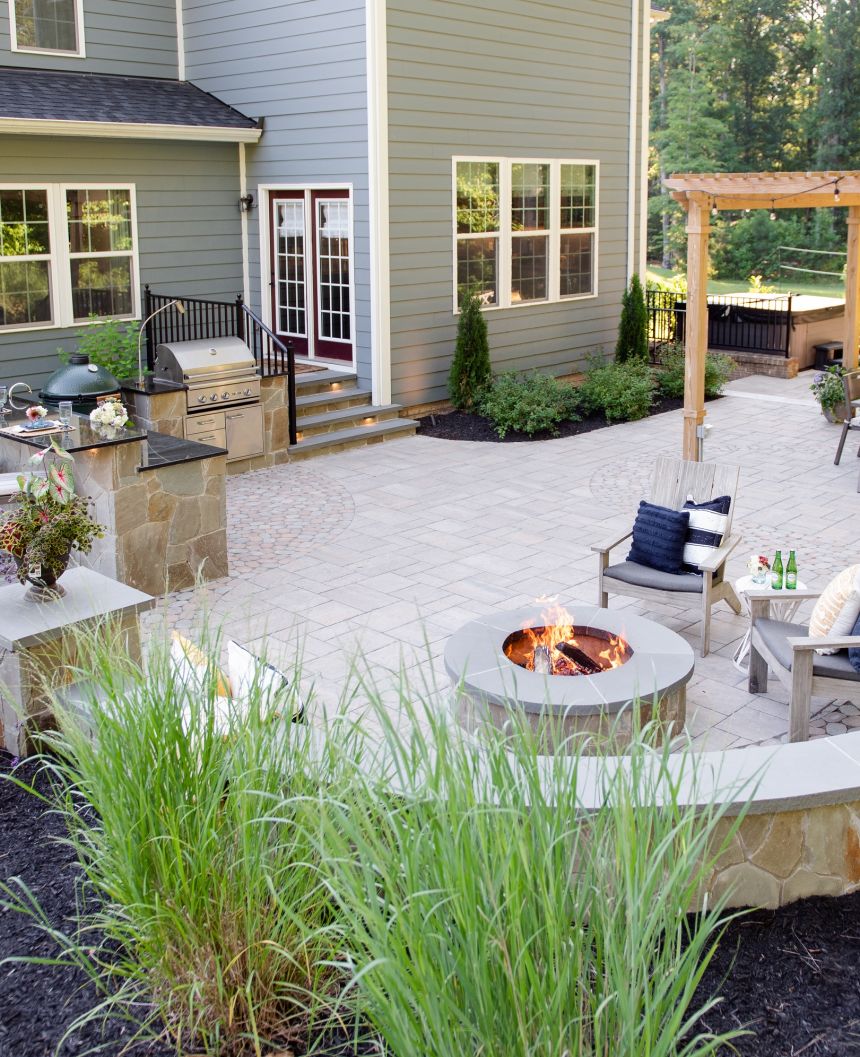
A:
[732,574,808,674]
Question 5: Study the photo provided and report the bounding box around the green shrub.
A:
[478,371,580,438]
[578,357,656,422]
[320,692,751,1057]
[656,344,735,399]
[2,624,345,1054]
[448,293,491,409]
[58,316,141,381]
[615,272,649,362]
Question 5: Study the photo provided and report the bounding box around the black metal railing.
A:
[143,286,297,445]
[647,290,793,357]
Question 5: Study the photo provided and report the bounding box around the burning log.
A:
[533,645,551,674]
[555,641,603,675]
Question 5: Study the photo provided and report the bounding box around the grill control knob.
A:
[197,395,206,403]
[222,392,229,399]
[209,394,218,402]
[243,388,252,396]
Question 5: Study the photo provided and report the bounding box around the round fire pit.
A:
[444,604,694,752]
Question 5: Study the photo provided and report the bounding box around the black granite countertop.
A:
[0,405,147,452]
[119,376,187,396]
[138,430,227,471]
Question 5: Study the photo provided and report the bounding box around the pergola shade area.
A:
[663,171,860,460]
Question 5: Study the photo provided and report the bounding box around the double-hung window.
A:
[0,185,138,331]
[454,158,598,311]
[9,0,84,55]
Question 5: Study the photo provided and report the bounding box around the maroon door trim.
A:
[269,191,309,357]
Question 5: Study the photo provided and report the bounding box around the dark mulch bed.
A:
[417,394,710,443]
[4,751,860,1056]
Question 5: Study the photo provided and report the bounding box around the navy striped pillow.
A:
[627,500,690,574]
[682,495,731,572]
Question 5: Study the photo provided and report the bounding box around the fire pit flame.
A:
[503,600,633,677]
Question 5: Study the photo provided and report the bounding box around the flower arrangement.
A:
[89,398,129,432]
[25,405,49,421]
[747,554,770,584]
[810,365,846,415]
[0,440,104,590]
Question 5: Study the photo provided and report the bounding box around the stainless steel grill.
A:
[154,337,264,462]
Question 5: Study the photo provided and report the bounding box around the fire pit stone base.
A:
[445,604,695,754]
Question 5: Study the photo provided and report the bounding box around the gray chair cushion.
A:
[604,560,704,593]
[754,618,860,682]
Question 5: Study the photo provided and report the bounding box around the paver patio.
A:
[152,372,860,749]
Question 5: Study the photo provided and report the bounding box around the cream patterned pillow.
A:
[809,565,860,654]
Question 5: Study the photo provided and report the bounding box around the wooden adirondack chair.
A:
[591,457,742,656]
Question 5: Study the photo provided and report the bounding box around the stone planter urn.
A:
[13,551,70,601]
[822,401,850,424]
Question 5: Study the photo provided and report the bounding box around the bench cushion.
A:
[604,560,704,594]
[755,618,860,682]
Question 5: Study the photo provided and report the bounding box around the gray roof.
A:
[0,67,258,129]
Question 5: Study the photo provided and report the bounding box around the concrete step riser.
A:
[295,393,372,417]
[295,378,358,397]
[287,426,418,461]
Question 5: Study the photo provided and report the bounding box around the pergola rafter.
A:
[663,170,860,460]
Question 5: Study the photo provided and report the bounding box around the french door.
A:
[269,189,353,364]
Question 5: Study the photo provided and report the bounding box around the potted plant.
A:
[810,365,849,423]
[0,440,104,600]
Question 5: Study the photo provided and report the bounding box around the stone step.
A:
[293,369,358,396]
[288,417,419,460]
[296,403,406,438]
[295,387,373,416]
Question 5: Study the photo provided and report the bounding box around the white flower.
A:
[89,400,129,430]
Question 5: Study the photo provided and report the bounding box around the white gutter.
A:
[0,117,262,143]
[626,0,641,281]
[365,0,392,406]
[239,143,250,305]
[639,0,651,277]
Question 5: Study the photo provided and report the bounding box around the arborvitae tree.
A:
[615,274,649,363]
[448,293,491,409]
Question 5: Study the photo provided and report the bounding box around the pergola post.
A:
[683,193,710,461]
[844,205,860,370]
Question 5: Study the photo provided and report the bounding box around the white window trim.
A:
[452,156,600,314]
[0,182,140,334]
[8,0,86,57]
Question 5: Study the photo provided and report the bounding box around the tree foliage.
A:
[650,1,853,276]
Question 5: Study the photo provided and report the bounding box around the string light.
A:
[769,201,777,221]
[834,180,841,204]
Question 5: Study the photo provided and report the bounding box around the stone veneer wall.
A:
[0,435,227,597]
[123,387,187,437]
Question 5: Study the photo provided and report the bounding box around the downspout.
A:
[239,143,250,305]
[365,0,392,405]
[626,0,641,281]
[175,0,185,80]
[639,2,650,278]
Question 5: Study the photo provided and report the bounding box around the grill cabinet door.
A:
[225,404,264,461]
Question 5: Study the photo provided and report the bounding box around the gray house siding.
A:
[0,135,243,390]
[183,0,372,388]
[0,0,178,78]
[386,0,649,408]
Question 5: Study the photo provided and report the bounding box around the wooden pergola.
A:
[664,171,860,460]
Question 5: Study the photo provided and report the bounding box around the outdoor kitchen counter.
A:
[0,411,228,597]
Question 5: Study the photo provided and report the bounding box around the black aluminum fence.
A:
[143,286,297,445]
[647,290,793,357]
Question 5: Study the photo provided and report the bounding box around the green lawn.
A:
[647,266,845,300]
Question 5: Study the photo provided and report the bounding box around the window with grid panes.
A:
[453,159,597,310]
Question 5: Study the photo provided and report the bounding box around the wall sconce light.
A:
[238,194,255,213]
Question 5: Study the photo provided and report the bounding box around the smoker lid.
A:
[41,354,121,400]
[154,337,256,376]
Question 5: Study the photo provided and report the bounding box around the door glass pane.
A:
[317,200,351,342]
[511,163,550,231]
[15,0,78,51]
[560,165,596,229]
[67,188,132,254]
[560,232,594,296]
[457,237,498,306]
[71,257,132,320]
[275,201,306,336]
[0,260,51,327]
[0,189,50,257]
[456,161,500,234]
[511,235,548,303]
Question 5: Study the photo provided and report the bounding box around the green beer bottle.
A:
[786,550,797,590]
[771,550,784,590]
